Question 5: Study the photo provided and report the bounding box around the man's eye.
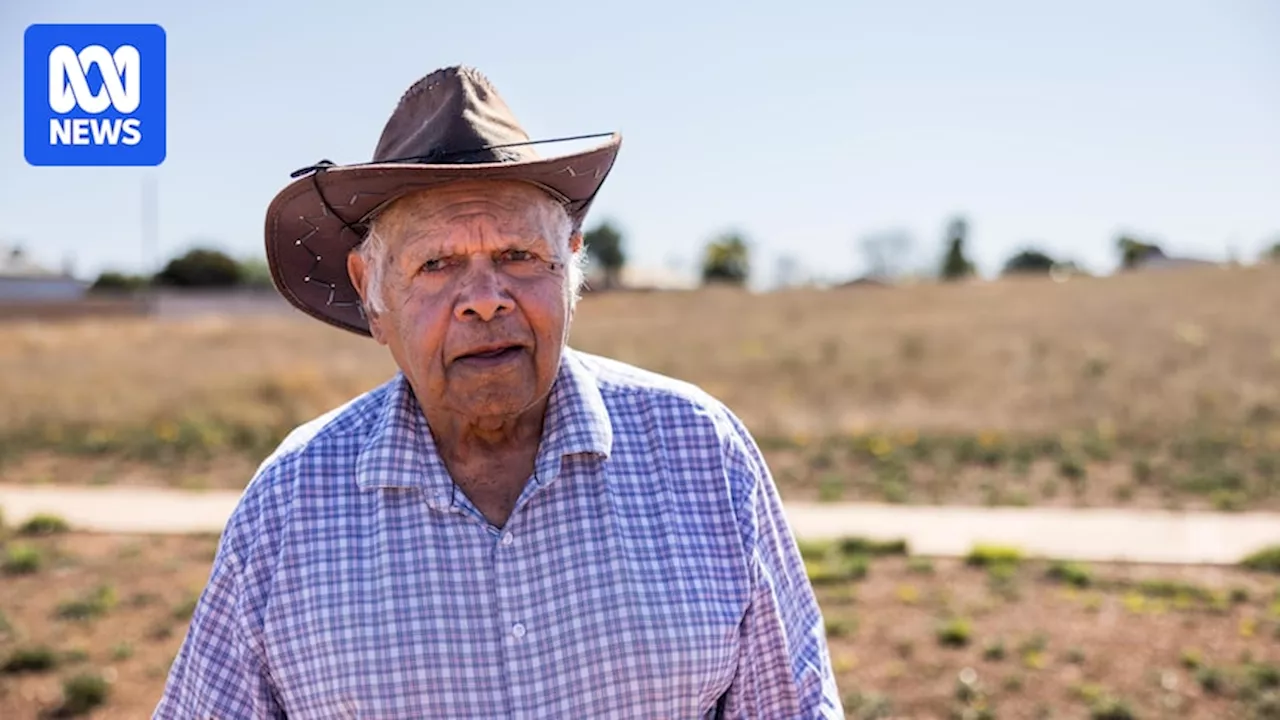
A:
[421,258,447,273]
[503,250,534,262]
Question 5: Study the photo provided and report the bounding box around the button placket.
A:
[494,520,527,649]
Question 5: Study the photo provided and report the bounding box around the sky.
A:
[1,0,1278,287]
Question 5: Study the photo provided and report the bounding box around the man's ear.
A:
[347,250,387,345]
[565,231,585,322]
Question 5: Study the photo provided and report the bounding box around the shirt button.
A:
[501,532,514,546]
[511,623,526,639]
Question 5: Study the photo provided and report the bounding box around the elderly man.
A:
[154,66,841,719]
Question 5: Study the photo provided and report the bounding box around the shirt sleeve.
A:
[151,505,286,718]
[717,411,845,719]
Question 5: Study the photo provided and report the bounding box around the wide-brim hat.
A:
[263,65,622,337]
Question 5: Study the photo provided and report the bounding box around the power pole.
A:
[141,173,159,310]
[142,173,158,272]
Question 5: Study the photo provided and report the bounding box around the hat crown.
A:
[372,66,538,166]
[263,65,621,337]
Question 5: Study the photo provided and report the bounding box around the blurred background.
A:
[1,1,1279,718]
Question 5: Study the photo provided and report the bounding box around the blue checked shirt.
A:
[154,348,842,719]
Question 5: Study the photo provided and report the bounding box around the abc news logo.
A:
[48,44,143,146]
[24,24,166,167]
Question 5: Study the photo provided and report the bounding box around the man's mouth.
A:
[457,344,524,363]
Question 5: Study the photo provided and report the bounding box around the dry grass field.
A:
[2,518,1279,718]
[2,265,1280,716]
[2,263,1279,510]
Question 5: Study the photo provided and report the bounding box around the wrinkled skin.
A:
[346,179,583,525]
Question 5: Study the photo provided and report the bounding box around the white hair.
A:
[354,196,587,318]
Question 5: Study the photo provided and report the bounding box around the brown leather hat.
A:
[263,65,622,337]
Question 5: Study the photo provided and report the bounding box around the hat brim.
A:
[263,133,621,337]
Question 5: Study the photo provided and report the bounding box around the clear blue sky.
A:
[2,0,1278,286]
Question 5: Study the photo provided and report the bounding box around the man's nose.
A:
[454,259,513,322]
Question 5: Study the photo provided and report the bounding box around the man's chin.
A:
[443,382,541,419]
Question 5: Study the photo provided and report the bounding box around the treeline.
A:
[91,226,1280,294]
[91,249,273,292]
[583,215,1280,289]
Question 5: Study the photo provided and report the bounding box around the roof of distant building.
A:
[0,245,67,279]
[584,263,699,291]
[1131,248,1217,271]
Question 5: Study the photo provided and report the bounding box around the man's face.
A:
[347,180,581,423]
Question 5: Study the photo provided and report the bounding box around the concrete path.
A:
[2,484,1279,566]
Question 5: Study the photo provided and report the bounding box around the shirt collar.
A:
[532,348,613,486]
[355,348,613,493]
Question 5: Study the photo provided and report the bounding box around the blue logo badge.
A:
[24,23,167,167]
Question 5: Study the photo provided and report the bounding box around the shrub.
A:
[805,554,869,585]
[172,593,199,620]
[966,544,1023,568]
[839,537,909,557]
[1250,690,1280,719]
[1246,662,1280,693]
[797,539,836,563]
[55,585,117,621]
[987,562,1020,599]
[907,557,935,574]
[699,232,750,285]
[59,672,110,715]
[18,513,69,536]
[90,270,150,292]
[894,584,920,605]
[2,646,58,674]
[1242,546,1280,574]
[1089,695,1136,720]
[1212,489,1248,512]
[817,476,844,502]
[1002,248,1057,276]
[1196,666,1225,695]
[1136,578,1210,602]
[1131,458,1154,484]
[153,247,243,287]
[843,689,894,719]
[825,616,857,639]
[1046,560,1093,588]
[982,638,1007,662]
[1057,456,1087,481]
[3,544,41,574]
[936,618,972,648]
[1019,633,1049,655]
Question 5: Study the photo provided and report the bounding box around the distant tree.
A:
[89,271,150,293]
[238,256,275,289]
[1002,247,1058,276]
[1051,260,1090,278]
[1266,239,1280,263]
[153,247,242,288]
[700,232,751,285]
[939,217,975,281]
[772,253,804,289]
[857,229,915,280]
[1116,234,1164,270]
[583,220,626,290]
